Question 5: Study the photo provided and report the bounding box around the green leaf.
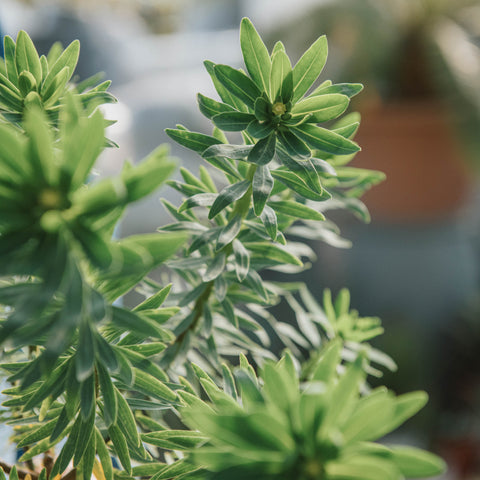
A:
[150,461,200,480]
[341,389,395,443]
[311,339,342,383]
[8,467,18,480]
[279,70,294,103]
[23,107,55,184]
[42,66,71,106]
[209,180,250,219]
[217,215,242,250]
[333,122,360,139]
[15,31,42,85]
[79,434,96,480]
[76,321,95,382]
[198,93,236,119]
[108,424,132,474]
[292,35,328,103]
[203,253,226,282]
[143,430,208,450]
[79,374,95,421]
[51,414,82,477]
[62,108,105,190]
[123,145,177,202]
[277,129,311,159]
[246,242,302,266]
[240,18,271,93]
[203,143,253,160]
[18,71,37,96]
[260,205,277,240]
[254,96,271,121]
[112,307,173,341]
[0,83,23,111]
[94,333,119,373]
[204,60,248,112]
[166,128,222,154]
[322,356,365,433]
[277,149,324,194]
[133,368,177,402]
[247,133,276,166]
[292,123,360,155]
[311,82,363,98]
[235,369,263,407]
[179,193,217,212]
[135,284,172,311]
[4,36,18,83]
[252,164,273,215]
[268,200,325,221]
[271,169,329,201]
[73,410,95,467]
[271,40,286,57]
[386,391,429,433]
[233,239,250,282]
[115,387,141,448]
[42,40,79,93]
[391,446,446,477]
[199,165,217,192]
[212,111,255,131]
[246,119,274,139]
[270,50,292,101]
[17,418,58,448]
[214,64,262,109]
[292,94,349,123]
[95,428,114,480]
[97,362,117,427]
[243,269,268,301]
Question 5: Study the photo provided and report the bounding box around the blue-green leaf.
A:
[212,111,255,131]
[15,31,42,85]
[209,180,251,219]
[292,123,360,155]
[166,128,222,154]
[252,164,274,215]
[292,93,349,123]
[292,36,328,103]
[214,64,262,109]
[247,133,276,166]
[260,205,278,240]
[240,18,271,93]
[270,50,292,101]
[197,93,236,119]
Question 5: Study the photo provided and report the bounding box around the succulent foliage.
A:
[0,20,444,480]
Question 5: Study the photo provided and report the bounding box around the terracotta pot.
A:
[352,102,472,222]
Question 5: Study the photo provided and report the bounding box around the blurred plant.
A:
[267,0,480,162]
[0,19,445,480]
[0,31,115,129]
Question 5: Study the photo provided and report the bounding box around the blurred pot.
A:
[353,101,473,222]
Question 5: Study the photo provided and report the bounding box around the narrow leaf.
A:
[214,64,261,109]
[252,164,274,215]
[208,180,250,219]
[247,133,276,166]
[240,18,271,93]
[292,36,328,103]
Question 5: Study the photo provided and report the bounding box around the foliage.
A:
[0,19,444,480]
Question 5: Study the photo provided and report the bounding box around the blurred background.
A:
[0,0,479,477]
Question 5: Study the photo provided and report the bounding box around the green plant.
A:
[0,19,445,480]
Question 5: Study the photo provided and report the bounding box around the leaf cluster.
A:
[0,22,445,480]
